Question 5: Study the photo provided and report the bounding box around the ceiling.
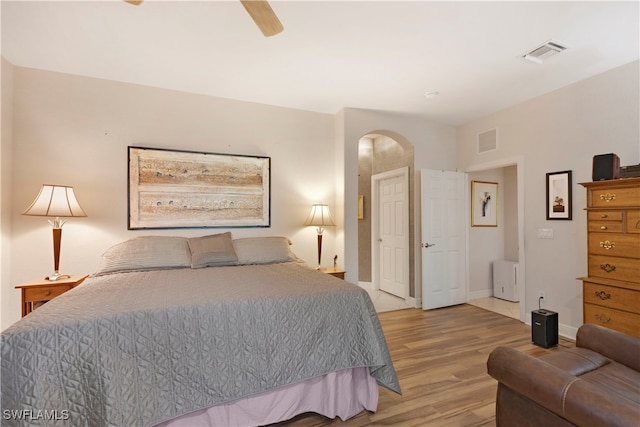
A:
[2,0,639,125]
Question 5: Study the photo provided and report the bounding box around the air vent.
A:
[523,40,567,63]
[478,129,497,154]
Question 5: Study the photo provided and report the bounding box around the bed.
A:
[1,234,400,426]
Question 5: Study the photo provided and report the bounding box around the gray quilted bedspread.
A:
[1,262,400,426]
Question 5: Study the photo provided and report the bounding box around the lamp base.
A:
[46,272,71,281]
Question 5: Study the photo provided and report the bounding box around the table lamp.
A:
[22,184,87,281]
[303,203,335,268]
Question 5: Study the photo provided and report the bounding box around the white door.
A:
[421,169,467,310]
[374,168,409,298]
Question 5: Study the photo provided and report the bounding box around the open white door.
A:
[421,169,467,310]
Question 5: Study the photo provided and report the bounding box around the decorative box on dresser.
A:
[579,177,640,338]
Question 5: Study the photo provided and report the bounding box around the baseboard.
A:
[468,289,493,300]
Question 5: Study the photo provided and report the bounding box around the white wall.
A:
[3,64,337,329]
[458,60,640,336]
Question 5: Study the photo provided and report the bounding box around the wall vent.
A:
[523,40,567,63]
[478,129,498,154]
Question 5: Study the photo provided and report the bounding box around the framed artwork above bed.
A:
[128,146,270,229]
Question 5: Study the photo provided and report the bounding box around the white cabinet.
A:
[493,260,519,302]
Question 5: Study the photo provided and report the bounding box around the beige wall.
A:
[1,58,15,328]
[3,64,337,329]
[2,63,458,328]
[458,60,640,335]
[3,58,637,332]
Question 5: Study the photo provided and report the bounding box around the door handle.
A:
[422,242,436,248]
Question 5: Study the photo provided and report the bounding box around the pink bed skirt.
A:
[152,367,379,427]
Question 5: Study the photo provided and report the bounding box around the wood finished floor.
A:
[276,304,574,427]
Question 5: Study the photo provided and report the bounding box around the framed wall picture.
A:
[128,146,270,229]
[471,180,498,227]
[546,170,572,220]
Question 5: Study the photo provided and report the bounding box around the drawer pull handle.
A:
[600,226,608,230]
[44,291,52,297]
[636,220,640,230]
[599,193,616,202]
[594,290,611,300]
[600,263,616,273]
[599,240,615,250]
[595,314,611,324]
[601,214,608,218]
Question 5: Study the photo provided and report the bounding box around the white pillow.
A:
[95,236,191,276]
[232,236,298,265]
[188,232,239,268]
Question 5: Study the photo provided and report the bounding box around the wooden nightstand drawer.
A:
[23,285,74,302]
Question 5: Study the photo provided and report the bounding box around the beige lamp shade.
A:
[22,185,87,219]
[303,203,335,230]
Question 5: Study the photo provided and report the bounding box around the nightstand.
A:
[319,267,346,280]
[15,274,89,317]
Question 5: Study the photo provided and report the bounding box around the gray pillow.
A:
[232,236,298,265]
[188,232,239,268]
[95,236,191,276]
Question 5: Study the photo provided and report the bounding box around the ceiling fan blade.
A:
[240,0,284,37]
[124,0,143,5]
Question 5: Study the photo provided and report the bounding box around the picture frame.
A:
[128,146,270,229]
[471,180,498,227]
[546,170,572,220]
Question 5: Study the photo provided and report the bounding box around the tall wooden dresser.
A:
[579,177,640,338]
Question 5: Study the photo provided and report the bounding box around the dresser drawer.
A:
[588,233,640,258]
[588,221,623,233]
[588,255,640,282]
[583,282,640,313]
[584,303,640,338]
[627,210,640,234]
[588,211,623,222]
[590,186,640,208]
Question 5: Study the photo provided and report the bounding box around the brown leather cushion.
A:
[580,363,640,405]
[540,348,610,376]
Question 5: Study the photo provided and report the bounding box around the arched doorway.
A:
[357,132,416,306]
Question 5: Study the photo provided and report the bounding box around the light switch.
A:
[537,228,554,239]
